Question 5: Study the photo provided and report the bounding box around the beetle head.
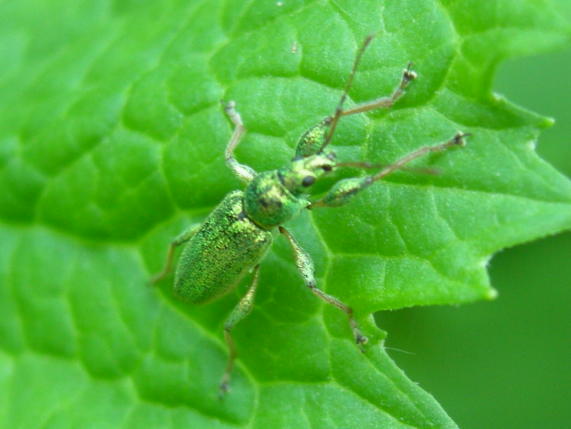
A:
[280,151,336,195]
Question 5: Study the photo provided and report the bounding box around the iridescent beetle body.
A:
[174,190,272,304]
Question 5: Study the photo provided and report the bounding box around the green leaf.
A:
[1,0,570,428]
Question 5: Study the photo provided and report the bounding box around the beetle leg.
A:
[220,264,261,396]
[279,226,368,349]
[321,58,416,152]
[150,223,201,284]
[311,132,469,209]
[223,101,257,184]
[339,62,417,117]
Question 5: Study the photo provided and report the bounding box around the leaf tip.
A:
[485,288,499,301]
[541,116,556,128]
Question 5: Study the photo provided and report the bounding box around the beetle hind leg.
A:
[150,223,201,284]
[219,264,261,397]
[279,226,368,350]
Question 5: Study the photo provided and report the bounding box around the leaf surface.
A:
[1,0,571,427]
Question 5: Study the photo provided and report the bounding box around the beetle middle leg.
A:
[220,264,261,396]
[223,101,257,184]
[150,223,201,284]
[279,226,368,348]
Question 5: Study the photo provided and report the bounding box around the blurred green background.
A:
[378,48,571,429]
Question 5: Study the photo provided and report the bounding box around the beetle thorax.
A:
[243,171,307,229]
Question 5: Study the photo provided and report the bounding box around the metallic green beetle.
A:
[151,36,468,395]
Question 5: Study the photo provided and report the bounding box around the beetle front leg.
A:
[339,62,417,117]
[320,37,417,152]
[311,132,469,208]
[279,226,368,348]
[223,101,257,184]
[220,264,261,396]
[150,224,201,284]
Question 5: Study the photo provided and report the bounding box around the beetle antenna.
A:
[319,34,375,152]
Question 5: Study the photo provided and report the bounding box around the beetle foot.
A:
[355,331,368,352]
[403,62,418,84]
[218,381,230,399]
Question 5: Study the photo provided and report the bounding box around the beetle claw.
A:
[218,381,230,399]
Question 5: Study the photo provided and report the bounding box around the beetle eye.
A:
[302,176,315,187]
[322,164,333,172]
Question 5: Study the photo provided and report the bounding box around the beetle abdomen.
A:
[174,190,273,304]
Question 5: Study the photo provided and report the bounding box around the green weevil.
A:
[151,35,469,395]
